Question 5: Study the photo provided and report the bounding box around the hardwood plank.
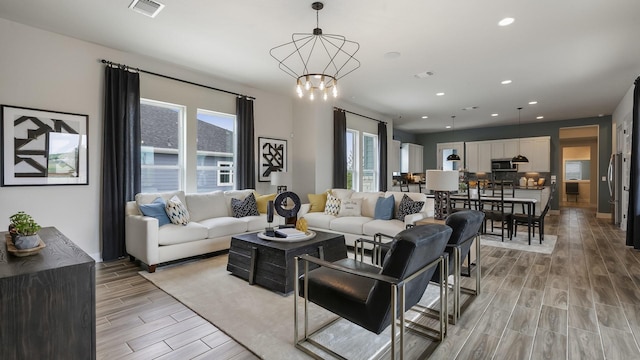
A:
[568,327,604,360]
[599,327,640,359]
[165,323,219,350]
[517,288,544,309]
[569,286,593,308]
[154,340,211,360]
[454,332,500,360]
[531,329,567,360]
[493,329,534,360]
[126,316,209,351]
[568,305,598,333]
[543,287,568,310]
[595,303,632,332]
[538,305,568,335]
[507,305,539,336]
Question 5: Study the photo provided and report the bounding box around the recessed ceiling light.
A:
[536,116,544,119]
[436,92,445,96]
[498,17,515,26]
[414,71,434,79]
[445,125,452,129]
[598,114,604,117]
[529,101,538,105]
[501,80,512,85]
[421,115,428,119]
[384,51,401,59]
[491,113,499,117]
[462,106,479,111]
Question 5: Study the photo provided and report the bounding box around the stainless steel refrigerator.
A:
[608,153,623,225]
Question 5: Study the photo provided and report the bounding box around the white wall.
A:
[0,18,293,259]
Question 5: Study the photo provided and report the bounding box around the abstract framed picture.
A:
[258,137,287,182]
[1,105,89,186]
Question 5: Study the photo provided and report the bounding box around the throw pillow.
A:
[374,195,395,220]
[139,197,171,227]
[338,198,362,217]
[396,194,425,221]
[308,192,328,213]
[254,192,276,213]
[324,192,341,216]
[165,195,190,225]
[231,193,260,218]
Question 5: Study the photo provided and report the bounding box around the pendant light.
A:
[446,115,461,161]
[512,107,529,164]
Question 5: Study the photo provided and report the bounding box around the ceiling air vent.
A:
[129,0,165,18]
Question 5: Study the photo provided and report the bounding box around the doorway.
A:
[559,126,598,208]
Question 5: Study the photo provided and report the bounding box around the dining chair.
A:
[513,184,555,242]
[294,224,452,360]
[481,180,514,241]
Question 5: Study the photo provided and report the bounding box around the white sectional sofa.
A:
[125,189,283,272]
[298,189,434,248]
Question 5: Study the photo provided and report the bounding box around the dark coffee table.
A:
[227,230,347,294]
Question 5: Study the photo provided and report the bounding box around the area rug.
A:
[480,230,557,254]
[140,255,442,360]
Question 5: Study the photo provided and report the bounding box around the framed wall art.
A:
[258,137,287,182]
[1,105,89,186]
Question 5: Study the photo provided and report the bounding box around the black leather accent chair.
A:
[294,224,452,360]
[431,210,484,324]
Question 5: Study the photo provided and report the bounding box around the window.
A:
[565,160,590,180]
[346,129,378,191]
[346,130,358,190]
[140,99,184,192]
[196,109,236,192]
[217,161,234,186]
[362,133,378,192]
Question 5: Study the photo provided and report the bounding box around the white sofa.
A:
[298,189,434,248]
[125,189,284,272]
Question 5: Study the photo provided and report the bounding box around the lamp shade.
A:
[425,170,459,191]
[270,171,290,186]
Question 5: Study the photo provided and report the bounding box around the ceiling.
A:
[1,0,639,133]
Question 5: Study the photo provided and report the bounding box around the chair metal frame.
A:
[294,252,448,360]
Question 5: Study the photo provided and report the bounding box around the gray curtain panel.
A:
[378,121,388,191]
[627,76,640,249]
[236,96,256,190]
[102,65,141,261]
[333,109,347,188]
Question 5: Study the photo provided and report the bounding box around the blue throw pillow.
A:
[374,195,395,220]
[139,197,171,227]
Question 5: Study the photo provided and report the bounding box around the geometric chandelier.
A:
[269,2,360,101]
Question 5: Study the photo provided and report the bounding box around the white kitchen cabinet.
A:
[491,139,519,159]
[465,141,492,173]
[516,136,550,172]
[390,140,401,173]
[401,143,424,173]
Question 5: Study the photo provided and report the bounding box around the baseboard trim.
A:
[596,212,612,219]
[549,209,560,215]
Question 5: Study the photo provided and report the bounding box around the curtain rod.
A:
[101,59,255,100]
[334,107,387,124]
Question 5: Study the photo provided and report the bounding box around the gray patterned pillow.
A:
[165,195,190,225]
[231,193,260,218]
[396,194,424,221]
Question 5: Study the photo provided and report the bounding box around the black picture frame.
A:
[258,137,287,182]
[1,105,89,186]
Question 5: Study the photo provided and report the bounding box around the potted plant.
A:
[9,211,42,249]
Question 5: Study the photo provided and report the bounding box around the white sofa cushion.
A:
[158,222,208,246]
[330,188,354,200]
[185,191,226,222]
[237,214,272,232]
[198,217,249,239]
[136,190,186,207]
[350,192,384,218]
[329,216,372,235]
[363,219,406,237]
[303,212,336,229]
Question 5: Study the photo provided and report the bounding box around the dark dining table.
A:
[450,193,538,245]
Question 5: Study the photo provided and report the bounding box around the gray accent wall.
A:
[411,116,613,213]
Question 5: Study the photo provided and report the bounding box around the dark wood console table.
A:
[0,227,96,359]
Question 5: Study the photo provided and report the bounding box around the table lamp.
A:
[270,171,290,193]
[426,170,459,220]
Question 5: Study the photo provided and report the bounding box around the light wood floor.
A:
[96,206,640,359]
